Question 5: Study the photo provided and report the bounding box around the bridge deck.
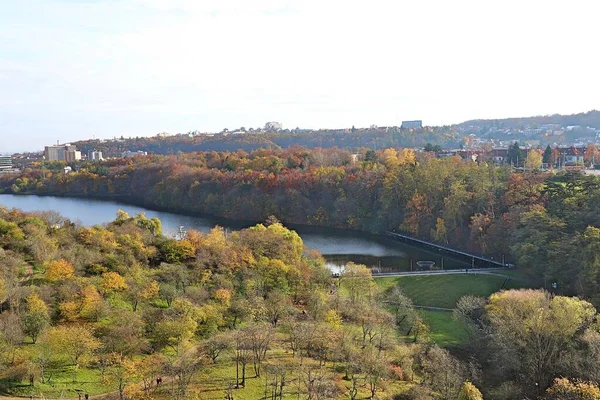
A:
[385,231,507,268]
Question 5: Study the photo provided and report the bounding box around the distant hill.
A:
[73,127,461,157]
[456,110,600,130]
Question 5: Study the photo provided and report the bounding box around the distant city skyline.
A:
[1,0,599,153]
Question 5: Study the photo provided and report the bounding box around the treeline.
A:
[3,147,600,307]
[73,126,460,157]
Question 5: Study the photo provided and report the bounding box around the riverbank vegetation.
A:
[1,208,600,399]
[2,147,600,309]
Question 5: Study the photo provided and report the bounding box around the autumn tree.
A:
[420,345,465,400]
[525,149,543,171]
[21,293,50,343]
[457,381,483,400]
[45,259,75,282]
[545,378,600,400]
[485,290,596,394]
[99,271,129,296]
[584,144,600,165]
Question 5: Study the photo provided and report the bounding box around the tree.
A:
[99,271,129,295]
[126,267,159,311]
[543,145,553,165]
[234,330,253,388]
[360,347,389,399]
[545,378,600,400]
[585,144,600,166]
[201,332,233,363]
[431,217,448,244]
[21,293,50,343]
[486,290,596,393]
[457,381,483,400]
[453,295,486,341]
[165,346,205,399]
[244,323,273,378]
[0,311,24,364]
[424,143,442,152]
[45,325,101,366]
[506,142,524,166]
[45,259,75,282]
[339,262,374,305]
[420,345,465,400]
[525,150,543,171]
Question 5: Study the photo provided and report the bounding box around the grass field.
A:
[376,274,510,309]
[418,310,468,347]
[0,365,108,398]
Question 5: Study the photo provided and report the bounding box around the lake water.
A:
[0,194,468,272]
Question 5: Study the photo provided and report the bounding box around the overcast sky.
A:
[1,0,599,153]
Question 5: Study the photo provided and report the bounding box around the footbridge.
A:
[385,231,508,269]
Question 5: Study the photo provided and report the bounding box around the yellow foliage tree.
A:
[546,378,600,400]
[213,288,232,307]
[45,259,75,282]
[99,272,128,295]
[399,148,417,165]
[525,150,543,171]
[457,381,483,400]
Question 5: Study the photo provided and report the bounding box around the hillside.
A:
[456,110,600,130]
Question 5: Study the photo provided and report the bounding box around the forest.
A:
[3,147,600,307]
[70,126,461,158]
[1,206,600,399]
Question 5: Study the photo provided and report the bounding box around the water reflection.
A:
[0,194,467,271]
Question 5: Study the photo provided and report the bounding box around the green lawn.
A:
[376,273,539,347]
[376,274,510,309]
[0,365,109,398]
[488,268,541,283]
[418,311,468,347]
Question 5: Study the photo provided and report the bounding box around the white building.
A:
[0,155,13,170]
[87,151,103,161]
[122,150,148,158]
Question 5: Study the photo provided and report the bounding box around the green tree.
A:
[21,293,50,343]
[543,145,553,164]
[506,142,524,166]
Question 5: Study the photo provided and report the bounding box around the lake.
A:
[0,194,468,272]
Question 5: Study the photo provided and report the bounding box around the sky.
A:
[1,0,599,153]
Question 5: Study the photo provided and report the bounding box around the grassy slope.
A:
[376,274,508,308]
[376,273,539,347]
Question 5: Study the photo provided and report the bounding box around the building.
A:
[44,144,79,161]
[562,146,585,164]
[0,155,13,170]
[87,151,103,161]
[44,145,65,161]
[490,148,509,164]
[401,120,423,129]
[65,150,82,162]
[122,150,147,158]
